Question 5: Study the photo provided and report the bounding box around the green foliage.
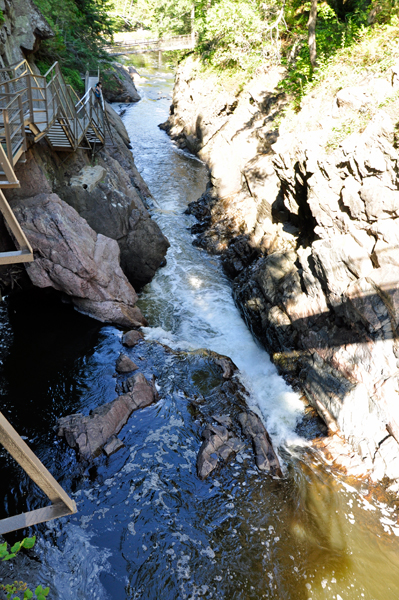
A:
[132,0,194,36]
[280,0,399,107]
[0,537,50,600]
[33,0,118,93]
[0,9,5,26]
[196,0,265,71]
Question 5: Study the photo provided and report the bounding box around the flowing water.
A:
[1,54,399,600]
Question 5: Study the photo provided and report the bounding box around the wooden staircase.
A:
[0,59,106,265]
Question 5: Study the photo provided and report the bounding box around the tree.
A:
[307,0,318,68]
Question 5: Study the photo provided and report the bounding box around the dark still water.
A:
[1,54,399,600]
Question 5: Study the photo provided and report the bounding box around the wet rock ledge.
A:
[58,337,282,481]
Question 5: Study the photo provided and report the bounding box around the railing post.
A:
[4,108,13,165]
[85,70,89,94]
[27,74,34,124]
[18,94,27,152]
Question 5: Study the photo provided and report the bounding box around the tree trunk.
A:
[191,3,195,49]
[308,0,318,69]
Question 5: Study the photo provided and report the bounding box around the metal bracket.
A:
[0,412,77,535]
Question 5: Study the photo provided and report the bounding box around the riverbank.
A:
[161,47,399,485]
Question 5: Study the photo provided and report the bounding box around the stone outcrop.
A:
[238,411,282,477]
[58,372,157,459]
[5,104,169,290]
[165,55,399,483]
[103,63,140,103]
[11,192,147,327]
[0,0,53,63]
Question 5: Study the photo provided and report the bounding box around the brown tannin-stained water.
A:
[1,54,399,600]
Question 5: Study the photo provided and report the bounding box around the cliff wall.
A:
[163,55,399,483]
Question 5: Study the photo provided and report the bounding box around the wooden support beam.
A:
[0,412,77,535]
[0,189,34,265]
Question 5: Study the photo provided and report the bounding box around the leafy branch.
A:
[0,537,50,600]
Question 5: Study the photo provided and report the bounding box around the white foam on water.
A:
[142,251,305,450]
[37,523,111,600]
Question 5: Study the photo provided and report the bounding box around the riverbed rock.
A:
[58,372,157,459]
[122,329,144,347]
[10,193,143,327]
[197,423,244,479]
[116,353,139,373]
[238,412,282,477]
[103,436,124,456]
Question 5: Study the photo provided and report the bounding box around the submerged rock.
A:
[116,353,138,373]
[197,423,245,479]
[58,372,157,459]
[238,412,283,477]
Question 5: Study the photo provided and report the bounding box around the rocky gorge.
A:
[162,53,399,485]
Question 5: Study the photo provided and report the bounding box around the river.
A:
[1,54,399,600]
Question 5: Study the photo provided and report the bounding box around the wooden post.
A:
[0,412,77,535]
[0,190,34,265]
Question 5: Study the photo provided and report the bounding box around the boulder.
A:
[70,166,106,193]
[11,193,144,327]
[103,63,140,103]
[116,353,138,373]
[122,329,144,347]
[238,412,282,477]
[58,372,157,459]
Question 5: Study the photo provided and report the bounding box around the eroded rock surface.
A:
[103,63,141,103]
[5,104,169,290]
[58,372,157,459]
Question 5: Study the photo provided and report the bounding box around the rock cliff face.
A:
[164,55,399,482]
[0,0,53,64]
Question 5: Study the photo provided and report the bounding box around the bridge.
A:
[108,33,195,55]
[0,59,107,267]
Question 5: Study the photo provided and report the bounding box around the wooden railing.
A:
[0,59,106,267]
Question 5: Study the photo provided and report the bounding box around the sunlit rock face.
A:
[165,56,399,482]
[0,0,53,63]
